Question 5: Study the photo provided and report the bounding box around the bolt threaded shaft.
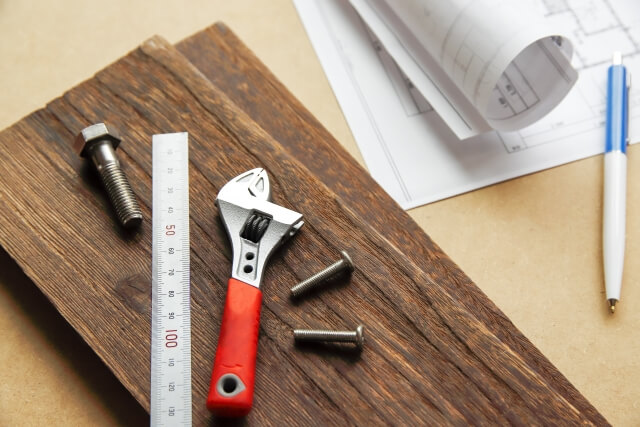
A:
[294,329,357,342]
[99,163,142,228]
[293,324,365,349]
[290,251,354,298]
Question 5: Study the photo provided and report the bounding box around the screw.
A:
[294,324,365,349]
[290,251,354,298]
[74,123,143,228]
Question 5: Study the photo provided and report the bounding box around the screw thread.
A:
[293,329,357,343]
[290,260,348,297]
[99,163,142,228]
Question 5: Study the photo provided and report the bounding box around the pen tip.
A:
[608,299,617,314]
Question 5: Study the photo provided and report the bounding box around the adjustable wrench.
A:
[207,168,304,417]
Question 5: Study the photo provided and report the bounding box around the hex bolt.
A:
[290,250,354,298]
[74,123,143,228]
[294,324,365,349]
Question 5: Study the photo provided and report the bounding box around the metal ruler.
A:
[151,132,191,426]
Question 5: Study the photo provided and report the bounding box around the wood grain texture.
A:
[177,24,607,425]
[0,25,606,425]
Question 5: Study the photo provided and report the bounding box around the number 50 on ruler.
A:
[151,132,191,426]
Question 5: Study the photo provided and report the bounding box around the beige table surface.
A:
[0,1,638,425]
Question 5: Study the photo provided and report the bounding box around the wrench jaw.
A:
[216,168,304,288]
[218,168,271,203]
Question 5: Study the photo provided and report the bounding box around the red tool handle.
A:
[207,278,262,417]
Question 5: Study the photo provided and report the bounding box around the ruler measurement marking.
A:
[151,133,191,427]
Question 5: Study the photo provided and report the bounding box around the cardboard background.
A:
[0,0,637,424]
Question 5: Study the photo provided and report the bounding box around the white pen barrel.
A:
[603,151,627,301]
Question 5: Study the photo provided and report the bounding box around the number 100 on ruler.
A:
[151,132,191,426]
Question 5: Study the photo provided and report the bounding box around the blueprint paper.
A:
[294,0,640,209]
[350,0,578,138]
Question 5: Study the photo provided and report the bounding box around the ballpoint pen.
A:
[603,51,630,314]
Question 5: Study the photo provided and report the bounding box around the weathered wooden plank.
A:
[176,23,605,425]
[0,25,607,425]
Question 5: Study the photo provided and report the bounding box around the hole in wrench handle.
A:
[207,278,262,417]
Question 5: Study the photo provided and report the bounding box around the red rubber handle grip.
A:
[207,278,262,417]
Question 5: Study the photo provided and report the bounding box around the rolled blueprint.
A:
[350,0,578,139]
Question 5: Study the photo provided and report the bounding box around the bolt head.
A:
[74,123,121,158]
[355,324,365,349]
[340,250,354,272]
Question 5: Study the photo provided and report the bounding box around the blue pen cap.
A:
[605,53,628,153]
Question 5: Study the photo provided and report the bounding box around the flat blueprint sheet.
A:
[295,0,640,209]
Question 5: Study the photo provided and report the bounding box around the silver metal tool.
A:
[216,168,304,288]
[294,324,365,349]
[150,133,191,426]
[290,250,354,298]
[74,123,142,228]
[207,168,304,417]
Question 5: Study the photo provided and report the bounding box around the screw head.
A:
[74,123,121,157]
[355,324,365,349]
[340,250,354,272]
